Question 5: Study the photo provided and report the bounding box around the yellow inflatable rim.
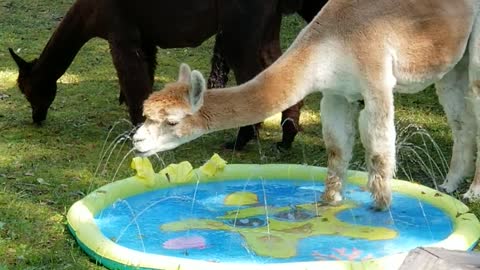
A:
[67,164,480,270]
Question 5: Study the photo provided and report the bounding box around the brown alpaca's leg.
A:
[272,0,329,149]
[260,26,303,151]
[224,124,261,150]
[142,42,158,87]
[222,50,265,150]
[222,11,303,151]
[118,42,157,105]
[207,34,230,89]
[109,33,152,125]
[206,33,257,150]
[277,100,304,150]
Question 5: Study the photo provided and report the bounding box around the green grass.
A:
[0,0,479,269]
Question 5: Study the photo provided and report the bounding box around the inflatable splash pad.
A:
[67,157,480,270]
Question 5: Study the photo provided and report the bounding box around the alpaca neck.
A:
[200,42,316,132]
[33,2,92,82]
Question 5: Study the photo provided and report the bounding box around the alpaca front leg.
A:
[435,56,475,193]
[320,95,359,204]
[118,42,158,105]
[109,35,153,125]
[207,33,230,89]
[358,90,396,210]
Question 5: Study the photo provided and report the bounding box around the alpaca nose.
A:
[132,134,145,145]
[132,125,145,144]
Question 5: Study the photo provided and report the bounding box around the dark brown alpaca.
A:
[206,0,325,150]
[9,0,325,148]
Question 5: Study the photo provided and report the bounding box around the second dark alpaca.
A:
[207,1,325,150]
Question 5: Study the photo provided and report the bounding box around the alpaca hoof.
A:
[224,131,257,151]
[321,191,343,205]
[373,196,391,211]
[439,181,459,194]
[223,141,246,151]
[371,188,392,211]
[33,120,44,126]
[368,178,392,211]
[463,186,480,201]
[275,141,292,152]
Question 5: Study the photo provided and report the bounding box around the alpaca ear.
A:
[178,63,192,83]
[189,70,206,113]
[9,48,29,70]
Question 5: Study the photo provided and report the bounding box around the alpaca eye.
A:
[166,120,179,126]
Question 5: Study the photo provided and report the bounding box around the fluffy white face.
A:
[133,118,202,156]
[132,64,207,156]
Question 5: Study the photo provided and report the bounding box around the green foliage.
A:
[0,1,477,268]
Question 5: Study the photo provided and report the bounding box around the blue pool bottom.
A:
[93,179,453,264]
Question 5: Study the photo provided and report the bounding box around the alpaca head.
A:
[133,64,208,156]
[9,48,57,124]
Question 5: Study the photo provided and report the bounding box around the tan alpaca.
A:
[133,0,480,209]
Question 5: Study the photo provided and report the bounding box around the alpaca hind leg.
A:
[321,95,359,204]
[359,86,396,210]
[464,18,480,200]
[277,101,304,151]
[436,55,476,193]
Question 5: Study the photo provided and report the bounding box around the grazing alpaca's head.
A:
[133,64,208,156]
[9,48,57,124]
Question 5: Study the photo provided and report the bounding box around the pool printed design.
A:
[95,180,453,263]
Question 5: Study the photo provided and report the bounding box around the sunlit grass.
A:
[154,75,175,85]
[0,70,17,90]
[58,73,81,84]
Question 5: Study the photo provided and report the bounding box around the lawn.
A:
[0,0,479,269]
